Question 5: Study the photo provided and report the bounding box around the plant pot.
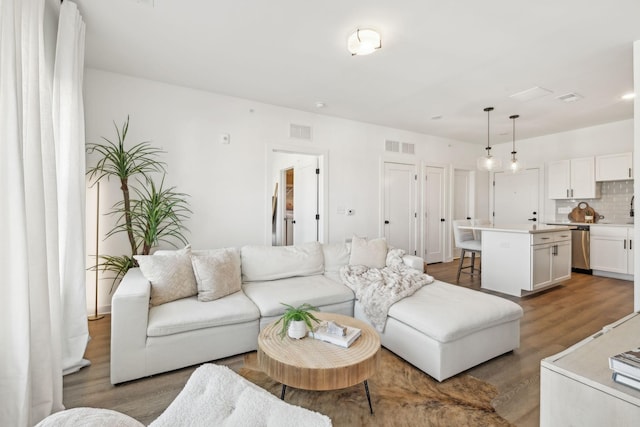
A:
[288,320,308,339]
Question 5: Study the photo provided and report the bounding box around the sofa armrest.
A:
[402,255,425,272]
[110,268,150,384]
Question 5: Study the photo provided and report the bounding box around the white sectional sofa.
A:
[110,241,523,385]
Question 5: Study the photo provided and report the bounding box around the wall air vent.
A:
[289,123,312,140]
[385,140,400,152]
[401,142,415,155]
[556,92,583,103]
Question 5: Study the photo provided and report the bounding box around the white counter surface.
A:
[546,221,633,228]
[460,223,572,234]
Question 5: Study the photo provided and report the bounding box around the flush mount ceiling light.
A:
[477,107,502,172]
[508,114,524,174]
[347,28,381,56]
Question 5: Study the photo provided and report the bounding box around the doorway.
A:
[424,165,446,263]
[493,168,540,225]
[382,162,417,255]
[453,169,475,258]
[268,148,327,246]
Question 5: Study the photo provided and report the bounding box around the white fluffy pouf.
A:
[36,407,144,427]
[149,363,332,427]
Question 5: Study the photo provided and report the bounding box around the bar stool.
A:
[452,219,482,282]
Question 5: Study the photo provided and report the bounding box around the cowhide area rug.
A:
[239,349,513,427]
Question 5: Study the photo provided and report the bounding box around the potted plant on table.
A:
[274,303,321,339]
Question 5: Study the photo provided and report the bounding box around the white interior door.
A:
[425,166,445,263]
[383,162,416,254]
[293,157,319,244]
[493,168,540,225]
[453,169,472,258]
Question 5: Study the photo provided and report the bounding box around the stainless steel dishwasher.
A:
[571,225,591,273]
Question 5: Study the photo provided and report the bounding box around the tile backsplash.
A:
[556,180,634,223]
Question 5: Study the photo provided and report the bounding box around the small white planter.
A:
[288,320,308,339]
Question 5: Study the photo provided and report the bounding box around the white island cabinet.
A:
[461,224,572,297]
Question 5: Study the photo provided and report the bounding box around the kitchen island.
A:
[460,224,573,297]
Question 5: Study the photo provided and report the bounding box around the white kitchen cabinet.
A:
[531,234,571,290]
[541,313,640,427]
[590,225,633,279]
[596,152,633,181]
[547,157,599,199]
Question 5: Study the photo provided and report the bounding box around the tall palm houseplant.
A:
[87,116,191,291]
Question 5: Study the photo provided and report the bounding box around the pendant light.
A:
[476,107,502,171]
[508,114,524,173]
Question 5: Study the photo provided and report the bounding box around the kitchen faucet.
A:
[631,195,635,217]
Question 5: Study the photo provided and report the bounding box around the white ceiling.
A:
[74,0,640,144]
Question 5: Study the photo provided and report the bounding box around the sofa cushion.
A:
[147,291,260,337]
[387,280,523,343]
[349,236,387,268]
[191,248,242,302]
[242,275,354,317]
[322,242,351,273]
[241,242,324,282]
[135,252,197,306]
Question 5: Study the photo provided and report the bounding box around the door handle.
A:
[440,218,445,222]
[384,220,390,224]
[528,218,537,222]
[466,217,471,220]
[624,240,627,250]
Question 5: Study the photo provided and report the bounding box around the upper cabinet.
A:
[595,152,633,181]
[548,157,599,199]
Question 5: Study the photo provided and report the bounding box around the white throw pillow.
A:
[191,248,242,302]
[135,252,197,306]
[349,236,388,268]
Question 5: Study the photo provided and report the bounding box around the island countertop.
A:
[459,223,573,234]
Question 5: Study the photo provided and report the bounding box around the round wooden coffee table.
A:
[258,312,381,413]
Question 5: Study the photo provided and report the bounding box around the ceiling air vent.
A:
[289,124,312,140]
[401,142,415,155]
[509,86,553,102]
[385,140,400,152]
[556,92,583,103]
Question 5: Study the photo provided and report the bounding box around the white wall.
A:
[634,40,639,313]
[83,68,484,313]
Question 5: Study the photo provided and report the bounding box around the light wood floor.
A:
[63,260,634,426]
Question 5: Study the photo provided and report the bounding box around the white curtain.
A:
[53,0,89,376]
[0,0,88,425]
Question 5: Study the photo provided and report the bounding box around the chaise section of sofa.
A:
[354,280,523,381]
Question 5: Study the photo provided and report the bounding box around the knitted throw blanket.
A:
[340,248,434,332]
